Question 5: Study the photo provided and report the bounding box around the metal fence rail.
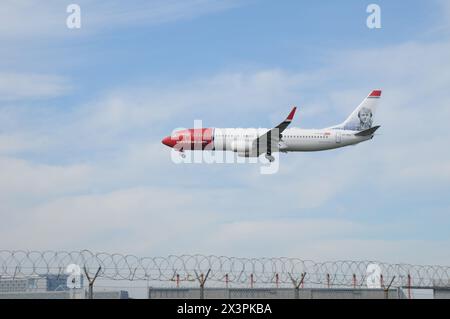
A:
[0,250,449,288]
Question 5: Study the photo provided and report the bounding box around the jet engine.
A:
[231,140,252,153]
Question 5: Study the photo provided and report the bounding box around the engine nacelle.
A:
[237,151,258,158]
[231,140,252,153]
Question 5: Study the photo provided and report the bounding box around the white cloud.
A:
[88,0,243,30]
[430,0,450,34]
[0,133,49,154]
[74,69,316,135]
[0,0,242,39]
[294,239,450,265]
[0,156,91,197]
[0,0,63,38]
[0,187,219,252]
[0,73,71,100]
[191,219,450,264]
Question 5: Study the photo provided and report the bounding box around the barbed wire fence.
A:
[1,250,449,298]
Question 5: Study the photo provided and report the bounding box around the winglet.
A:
[369,90,382,98]
[286,106,297,122]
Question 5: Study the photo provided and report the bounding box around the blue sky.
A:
[1,0,450,265]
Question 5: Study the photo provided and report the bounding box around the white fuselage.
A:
[213,127,371,153]
[161,90,382,157]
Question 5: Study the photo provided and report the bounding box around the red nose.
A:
[162,136,176,148]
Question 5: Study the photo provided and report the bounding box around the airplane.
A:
[161,90,381,162]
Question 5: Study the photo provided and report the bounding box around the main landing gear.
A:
[265,153,275,162]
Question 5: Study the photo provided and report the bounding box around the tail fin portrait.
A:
[339,90,381,131]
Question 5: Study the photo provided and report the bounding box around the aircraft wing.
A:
[251,107,297,156]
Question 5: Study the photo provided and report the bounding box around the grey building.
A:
[0,276,46,293]
[45,274,84,291]
[0,274,83,293]
[0,290,129,299]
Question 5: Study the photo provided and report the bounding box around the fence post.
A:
[327,273,330,288]
[289,272,306,299]
[225,273,229,289]
[275,273,279,289]
[300,272,306,292]
[407,274,411,299]
[353,274,356,289]
[384,276,395,299]
[250,273,254,289]
[200,273,204,299]
[83,266,101,300]
[195,269,211,300]
[146,275,150,299]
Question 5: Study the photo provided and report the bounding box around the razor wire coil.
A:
[0,250,449,288]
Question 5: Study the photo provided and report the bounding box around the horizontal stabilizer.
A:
[354,125,380,136]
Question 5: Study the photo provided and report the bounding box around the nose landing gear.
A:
[177,147,186,158]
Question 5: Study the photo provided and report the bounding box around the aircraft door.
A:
[336,131,342,143]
